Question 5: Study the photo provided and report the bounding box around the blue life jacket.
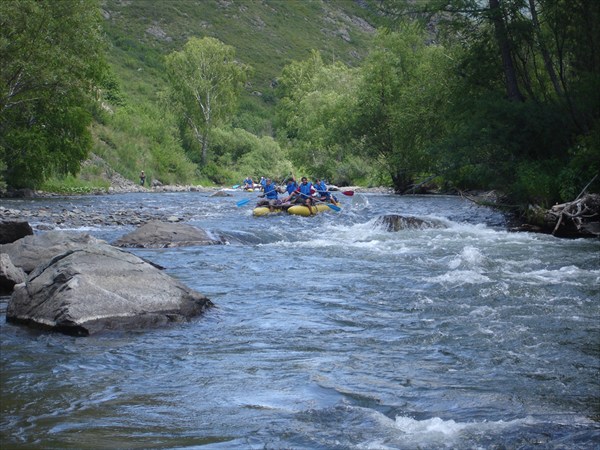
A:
[264,183,278,199]
[315,181,330,199]
[286,182,297,195]
[298,182,313,198]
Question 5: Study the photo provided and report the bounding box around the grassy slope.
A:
[103,0,377,91]
[84,0,379,187]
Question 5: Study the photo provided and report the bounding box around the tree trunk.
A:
[201,133,209,166]
[391,170,414,194]
[528,0,564,98]
[488,0,524,102]
[187,116,208,166]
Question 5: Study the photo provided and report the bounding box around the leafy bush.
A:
[91,100,197,186]
[237,135,293,182]
[557,128,600,200]
[200,162,235,185]
[210,127,293,183]
[512,161,560,207]
[0,0,107,189]
[41,173,109,194]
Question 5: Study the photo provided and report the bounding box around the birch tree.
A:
[166,37,249,166]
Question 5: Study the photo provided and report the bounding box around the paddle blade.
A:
[341,190,354,196]
[236,198,250,207]
[326,203,342,212]
[232,184,240,189]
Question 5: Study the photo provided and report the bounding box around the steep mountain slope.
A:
[100,0,378,102]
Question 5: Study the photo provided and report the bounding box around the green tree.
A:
[0,0,108,189]
[276,51,361,181]
[353,25,449,192]
[374,0,599,201]
[165,37,250,167]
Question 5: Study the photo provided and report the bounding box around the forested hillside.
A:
[1,0,598,208]
[89,0,381,188]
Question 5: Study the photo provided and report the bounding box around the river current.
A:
[1,191,599,449]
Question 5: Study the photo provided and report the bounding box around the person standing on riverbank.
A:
[140,171,146,186]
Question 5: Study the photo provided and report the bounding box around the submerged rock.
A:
[375,214,446,232]
[210,190,232,197]
[113,220,226,248]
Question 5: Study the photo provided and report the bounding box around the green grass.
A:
[41,173,110,195]
[103,0,377,92]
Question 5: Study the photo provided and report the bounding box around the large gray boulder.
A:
[0,231,103,274]
[7,241,213,336]
[113,220,226,248]
[375,214,446,231]
[0,253,26,295]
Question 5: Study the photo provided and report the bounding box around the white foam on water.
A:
[348,410,552,449]
[428,270,492,286]
[50,225,105,232]
[448,245,487,270]
[478,281,511,299]
[386,413,599,449]
[505,265,600,286]
[271,220,416,254]
[394,415,472,438]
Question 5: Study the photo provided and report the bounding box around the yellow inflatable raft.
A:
[252,202,340,217]
[287,202,340,216]
[253,206,282,216]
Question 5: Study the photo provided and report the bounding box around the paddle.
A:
[232,184,240,189]
[322,201,341,212]
[309,196,341,212]
[341,190,354,196]
[303,199,341,212]
[237,182,278,208]
[312,190,342,212]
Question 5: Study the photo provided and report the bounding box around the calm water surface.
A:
[1,191,599,449]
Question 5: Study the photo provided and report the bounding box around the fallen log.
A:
[514,194,600,237]
[547,193,600,237]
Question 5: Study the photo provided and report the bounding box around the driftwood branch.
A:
[575,174,598,201]
[547,194,600,237]
[457,189,515,208]
[404,174,438,194]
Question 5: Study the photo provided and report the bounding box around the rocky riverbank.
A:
[0,178,393,230]
[4,177,596,237]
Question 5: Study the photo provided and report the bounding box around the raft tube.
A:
[253,202,341,217]
[253,206,282,216]
[287,202,340,216]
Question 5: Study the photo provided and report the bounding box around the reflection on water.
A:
[1,192,599,449]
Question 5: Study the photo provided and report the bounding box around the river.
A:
[1,191,599,449]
